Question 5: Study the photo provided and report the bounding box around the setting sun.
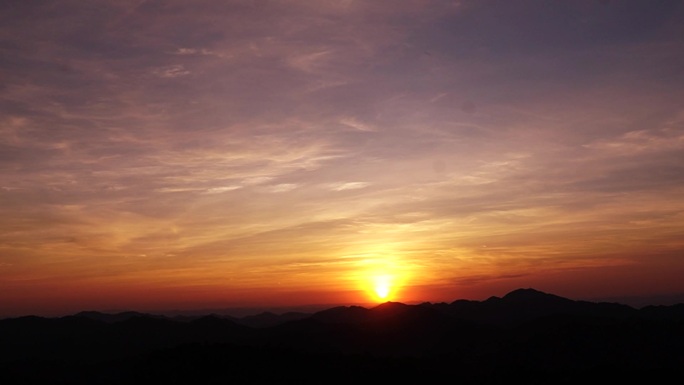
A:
[354,257,412,304]
[373,275,392,301]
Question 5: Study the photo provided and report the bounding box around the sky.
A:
[1,0,684,317]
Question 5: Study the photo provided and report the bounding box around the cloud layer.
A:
[1,0,684,315]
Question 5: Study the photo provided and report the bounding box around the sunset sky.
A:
[2,0,684,317]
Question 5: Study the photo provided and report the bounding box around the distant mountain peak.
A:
[368,301,411,318]
[505,287,546,295]
[502,288,566,302]
[372,301,408,310]
[504,287,547,297]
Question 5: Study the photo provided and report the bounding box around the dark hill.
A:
[74,311,158,323]
[310,305,370,324]
[234,311,310,328]
[1,288,683,384]
[432,288,638,325]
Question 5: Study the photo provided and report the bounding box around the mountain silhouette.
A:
[1,288,683,384]
[425,287,638,326]
[74,311,159,323]
[234,311,310,328]
[310,305,370,324]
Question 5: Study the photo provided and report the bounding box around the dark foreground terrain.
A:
[2,288,683,384]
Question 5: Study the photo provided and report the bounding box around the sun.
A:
[373,275,392,301]
[352,254,410,303]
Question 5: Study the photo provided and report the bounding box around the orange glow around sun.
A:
[372,274,393,302]
[352,252,414,304]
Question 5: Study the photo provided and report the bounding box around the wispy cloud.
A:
[584,126,684,155]
[269,183,299,193]
[152,65,191,78]
[173,47,216,56]
[328,182,370,191]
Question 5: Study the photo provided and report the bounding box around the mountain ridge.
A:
[6,288,681,324]
[1,288,683,384]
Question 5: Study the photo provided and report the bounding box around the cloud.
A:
[1,0,684,312]
[584,126,684,156]
[269,183,299,193]
[329,182,370,191]
[204,186,243,194]
[173,47,216,56]
[287,50,334,73]
[153,65,191,78]
[243,177,274,185]
[339,117,376,132]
